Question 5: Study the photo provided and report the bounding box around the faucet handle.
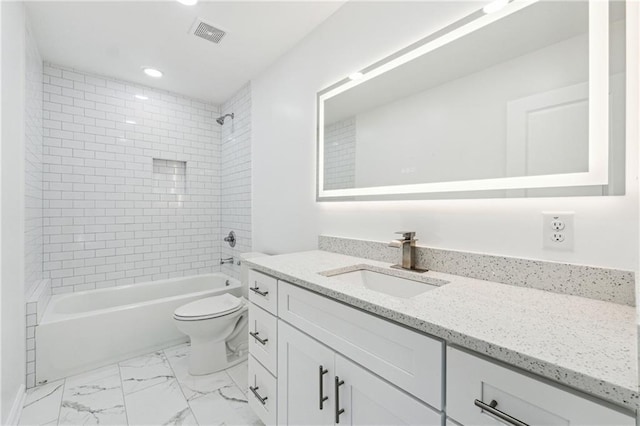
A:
[395,231,416,240]
[388,240,402,248]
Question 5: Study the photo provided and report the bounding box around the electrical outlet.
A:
[542,212,574,250]
[550,219,565,231]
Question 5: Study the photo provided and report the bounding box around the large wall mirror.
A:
[317,0,627,201]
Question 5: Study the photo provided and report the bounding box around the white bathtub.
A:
[36,273,242,383]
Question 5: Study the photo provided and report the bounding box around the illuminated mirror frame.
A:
[317,0,609,200]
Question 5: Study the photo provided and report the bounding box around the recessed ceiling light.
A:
[134,94,148,100]
[142,67,163,78]
[125,120,136,125]
[482,0,509,14]
[349,72,364,81]
[177,0,197,5]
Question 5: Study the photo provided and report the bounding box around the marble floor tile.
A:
[58,365,127,425]
[120,351,175,395]
[164,344,236,402]
[22,345,254,426]
[19,380,65,426]
[188,383,262,426]
[124,378,196,426]
[226,361,248,393]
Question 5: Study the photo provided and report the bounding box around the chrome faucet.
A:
[220,257,234,265]
[389,232,427,273]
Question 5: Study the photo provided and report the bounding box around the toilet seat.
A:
[174,294,243,321]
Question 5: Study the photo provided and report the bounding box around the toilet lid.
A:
[174,294,241,320]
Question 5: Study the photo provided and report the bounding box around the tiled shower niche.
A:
[153,159,187,195]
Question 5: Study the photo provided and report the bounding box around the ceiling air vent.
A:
[190,18,226,44]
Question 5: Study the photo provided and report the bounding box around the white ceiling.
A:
[26,1,344,104]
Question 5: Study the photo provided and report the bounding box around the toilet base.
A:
[187,339,248,376]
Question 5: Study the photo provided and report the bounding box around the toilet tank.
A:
[239,252,269,299]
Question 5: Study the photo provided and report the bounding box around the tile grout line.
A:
[116,362,131,426]
[55,378,66,426]
[162,348,200,426]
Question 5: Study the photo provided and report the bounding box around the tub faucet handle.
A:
[224,231,236,248]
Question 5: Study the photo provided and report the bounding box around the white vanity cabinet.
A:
[247,270,280,425]
[277,281,444,409]
[278,320,442,426]
[276,320,335,425]
[446,347,634,426]
[246,268,635,426]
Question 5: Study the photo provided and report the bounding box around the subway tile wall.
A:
[25,23,44,298]
[25,279,51,388]
[42,63,222,294]
[324,117,356,190]
[220,83,252,280]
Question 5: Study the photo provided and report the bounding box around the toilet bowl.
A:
[173,293,248,375]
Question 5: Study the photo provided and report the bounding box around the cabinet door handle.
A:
[249,331,268,345]
[474,399,529,426]
[335,376,345,423]
[249,285,269,297]
[250,385,268,405]
[319,366,329,410]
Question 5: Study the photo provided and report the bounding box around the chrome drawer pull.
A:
[335,376,345,423]
[249,331,268,345]
[249,285,269,297]
[250,385,268,405]
[474,399,529,426]
[319,366,329,410]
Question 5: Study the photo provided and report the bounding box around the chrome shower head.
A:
[216,113,234,125]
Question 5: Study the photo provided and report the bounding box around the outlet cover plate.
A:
[542,212,574,251]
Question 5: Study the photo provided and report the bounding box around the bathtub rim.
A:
[41,273,241,325]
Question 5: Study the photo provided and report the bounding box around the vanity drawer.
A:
[446,347,634,426]
[248,354,277,426]
[278,281,443,409]
[248,303,278,375]
[248,269,278,315]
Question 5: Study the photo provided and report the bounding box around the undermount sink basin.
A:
[330,269,438,298]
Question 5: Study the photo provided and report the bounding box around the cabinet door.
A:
[278,321,335,426]
[334,354,442,426]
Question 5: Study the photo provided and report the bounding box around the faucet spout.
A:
[388,231,427,273]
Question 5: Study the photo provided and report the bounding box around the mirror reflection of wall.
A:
[322,1,626,198]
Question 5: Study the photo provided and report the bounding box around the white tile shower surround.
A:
[25,279,52,389]
[19,344,260,426]
[42,63,221,295]
[220,83,252,280]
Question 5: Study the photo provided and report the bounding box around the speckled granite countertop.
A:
[245,250,638,412]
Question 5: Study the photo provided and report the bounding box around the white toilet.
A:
[173,293,248,375]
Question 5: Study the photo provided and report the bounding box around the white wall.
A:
[42,64,222,294]
[1,2,27,422]
[24,20,43,300]
[252,1,638,270]
[220,83,252,280]
[24,16,43,391]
